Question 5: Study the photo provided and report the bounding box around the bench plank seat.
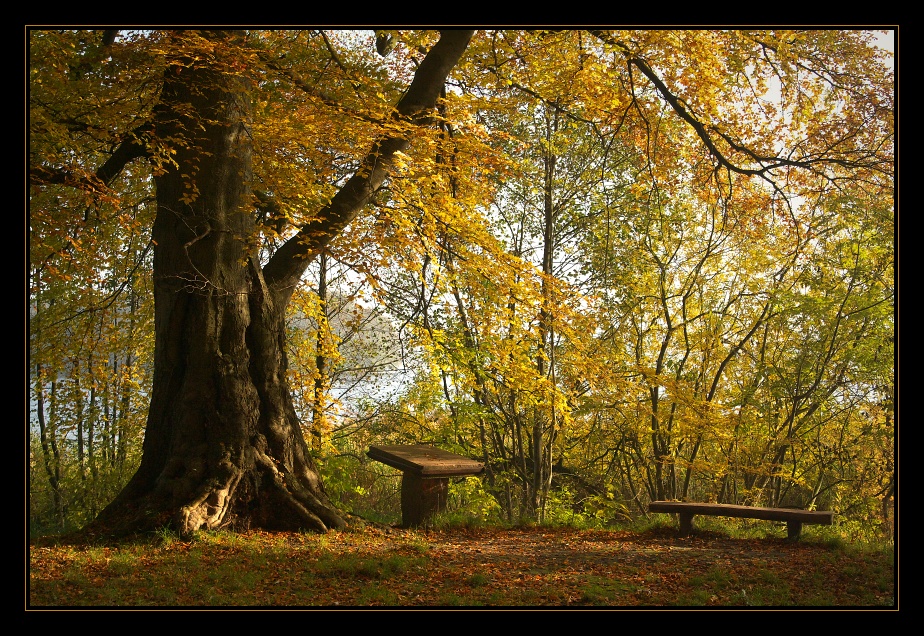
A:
[649,501,833,540]
[367,444,484,477]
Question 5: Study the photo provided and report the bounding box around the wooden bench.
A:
[367,445,484,528]
[649,501,834,541]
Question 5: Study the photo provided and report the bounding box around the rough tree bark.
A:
[86,29,474,538]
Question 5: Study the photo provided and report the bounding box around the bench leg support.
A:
[678,512,694,536]
[786,521,803,541]
[400,474,449,528]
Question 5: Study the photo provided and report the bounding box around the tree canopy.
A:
[29,29,894,539]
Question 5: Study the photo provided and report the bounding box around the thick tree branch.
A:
[263,29,474,300]
[95,126,152,185]
[30,123,151,194]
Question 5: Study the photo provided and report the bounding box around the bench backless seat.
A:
[649,501,834,540]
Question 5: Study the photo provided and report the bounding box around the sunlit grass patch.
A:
[356,582,402,605]
[313,550,426,580]
[578,575,634,605]
[466,572,490,587]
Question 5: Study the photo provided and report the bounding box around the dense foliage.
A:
[29,29,894,540]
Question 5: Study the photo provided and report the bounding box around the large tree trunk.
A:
[87,30,473,539]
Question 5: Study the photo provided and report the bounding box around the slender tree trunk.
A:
[102,379,111,465]
[534,121,557,520]
[87,384,99,516]
[115,350,133,469]
[76,373,85,481]
[37,375,65,529]
[312,252,329,451]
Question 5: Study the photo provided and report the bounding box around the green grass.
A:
[579,576,635,605]
[466,572,490,587]
[314,551,426,579]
